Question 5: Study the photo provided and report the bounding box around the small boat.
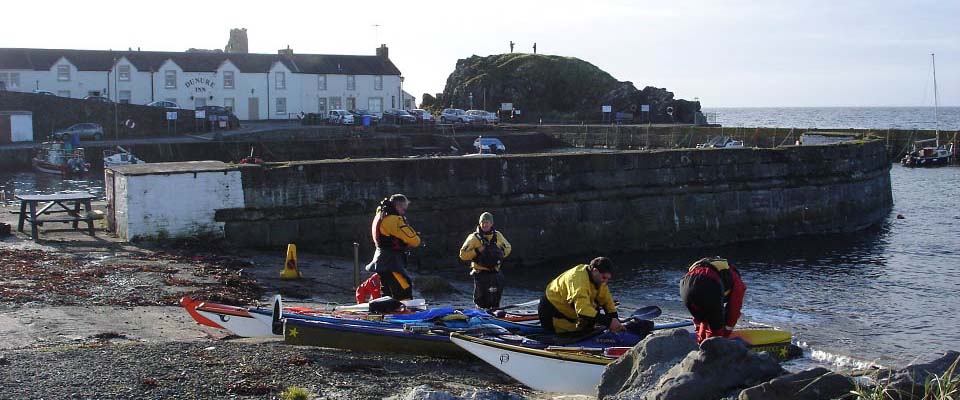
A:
[103,146,144,168]
[902,53,954,168]
[450,328,795,395]
[32,142,90,176]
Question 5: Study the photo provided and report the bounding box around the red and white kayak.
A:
[450,329,794,395]
[180,296,427,338]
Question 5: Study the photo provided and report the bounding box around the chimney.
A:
[376,44,389,59]
[278,45,293,57]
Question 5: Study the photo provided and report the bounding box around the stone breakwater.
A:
[216,139,892,267]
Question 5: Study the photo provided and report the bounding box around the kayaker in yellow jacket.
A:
[459,212,512,310]
[364,194,421,300]
[538,257,624,334]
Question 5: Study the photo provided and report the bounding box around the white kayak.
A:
[450,332,610,395]
[450,328,795,395]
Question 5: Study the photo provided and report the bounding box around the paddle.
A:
[494,299,539,312]
[628,306,661,321]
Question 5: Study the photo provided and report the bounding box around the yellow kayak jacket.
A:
[544,264,617,333]
[458,229,512,272]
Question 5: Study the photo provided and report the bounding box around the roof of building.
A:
[0,48,401,75]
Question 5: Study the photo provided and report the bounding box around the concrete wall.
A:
[110,162,244,240]
[216,140,892,267]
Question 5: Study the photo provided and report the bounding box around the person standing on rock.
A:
[365,194,421,300]
[679,256,746,344]
[538,257,624,334]
[459,212,512,310]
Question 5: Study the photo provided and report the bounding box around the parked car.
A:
[350,109,381,125]
[196,105,240,129]
[407,109,435,124]
[83,95,112,103]
[32,90,56,96]
[440,108,473,124]
[328,109,355,125]
[53,123,104,141]
[147,100,180,109]
[467,110,499,125]
[473,137,506,154]
[382,109,417,125]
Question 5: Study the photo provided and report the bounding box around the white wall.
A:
[114,169,244,240]
[11,113,33,142]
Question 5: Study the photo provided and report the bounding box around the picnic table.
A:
[13,193,102,241]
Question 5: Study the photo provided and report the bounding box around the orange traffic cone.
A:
[280,243,302,279]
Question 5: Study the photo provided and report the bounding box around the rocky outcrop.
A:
[598,329,699,399]
[877,351,960,400]
[738,367,854,400]
[434,53,700,123]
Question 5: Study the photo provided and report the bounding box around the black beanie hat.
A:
[590,257,614,274]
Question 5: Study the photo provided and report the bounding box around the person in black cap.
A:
[459,212,512,310]
[538,257,624,334]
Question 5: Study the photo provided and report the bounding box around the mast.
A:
[932,53,940,146]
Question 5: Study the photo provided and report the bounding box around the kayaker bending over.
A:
[538,257,624,334]
[459,212,512,310]
[679,256,746,344]
[365,194,421,300]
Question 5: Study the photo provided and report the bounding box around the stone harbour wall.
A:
[216,140,892,267]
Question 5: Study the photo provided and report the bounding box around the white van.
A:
[328,110,355,125]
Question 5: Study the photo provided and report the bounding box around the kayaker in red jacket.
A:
[679,257,746,344]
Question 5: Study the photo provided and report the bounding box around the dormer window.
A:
[57,65,70,81]
[119,65,131,81]
[275,72,286,89]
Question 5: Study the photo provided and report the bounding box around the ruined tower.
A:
[224,28,249,54]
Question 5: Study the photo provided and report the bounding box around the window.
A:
[391,95,396,108]
[223,71,235,89]
[318,74,327,90]
[119,90,131,104]
[224,98,235,112]
[346,75,355,90]
[118,65,130,81]
[368,97,383,114]
[164,70,177,89]
[346,97,356,111]
[275,72,286,89]
[276,97,287,114]
[374,75,383,90]
[57,65,70,81]
[329,97,342,110]
[57,90,71,98]
[194,97,206,109]
[0,72,15,89]
[318,97,327,114]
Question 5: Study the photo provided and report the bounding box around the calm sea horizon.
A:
[702,106,960,131]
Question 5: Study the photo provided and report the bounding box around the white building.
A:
[0,45,404,120]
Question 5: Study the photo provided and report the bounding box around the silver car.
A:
[53,123,104,141]
[440,108,473,124]
[328,109,355,125]
[467,110,499,125]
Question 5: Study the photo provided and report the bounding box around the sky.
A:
[4,0,958,107]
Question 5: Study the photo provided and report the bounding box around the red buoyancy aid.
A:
[355,273,382,303]
[371,212,407,252]
[687,257,746,328]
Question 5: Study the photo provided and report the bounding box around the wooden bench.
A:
[15,193,100,241]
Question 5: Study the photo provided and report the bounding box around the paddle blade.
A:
[271,294,283,335]
[630,306,662,321]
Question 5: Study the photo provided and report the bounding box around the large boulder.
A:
[879,350,960,400]
[645,335,785,400]
[598,328,699,399]
[738,367,854,400]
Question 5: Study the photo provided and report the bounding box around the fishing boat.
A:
[32,142,90,176]
[103,146,144,168]
[902,53,954,167]
[449,328,795,395]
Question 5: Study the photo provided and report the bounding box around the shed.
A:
[105,161,245,241]
[0,111,34,143]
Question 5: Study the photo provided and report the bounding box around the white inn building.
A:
[0,45,410,120]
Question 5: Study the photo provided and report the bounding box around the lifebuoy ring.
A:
[630,104,638,112]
